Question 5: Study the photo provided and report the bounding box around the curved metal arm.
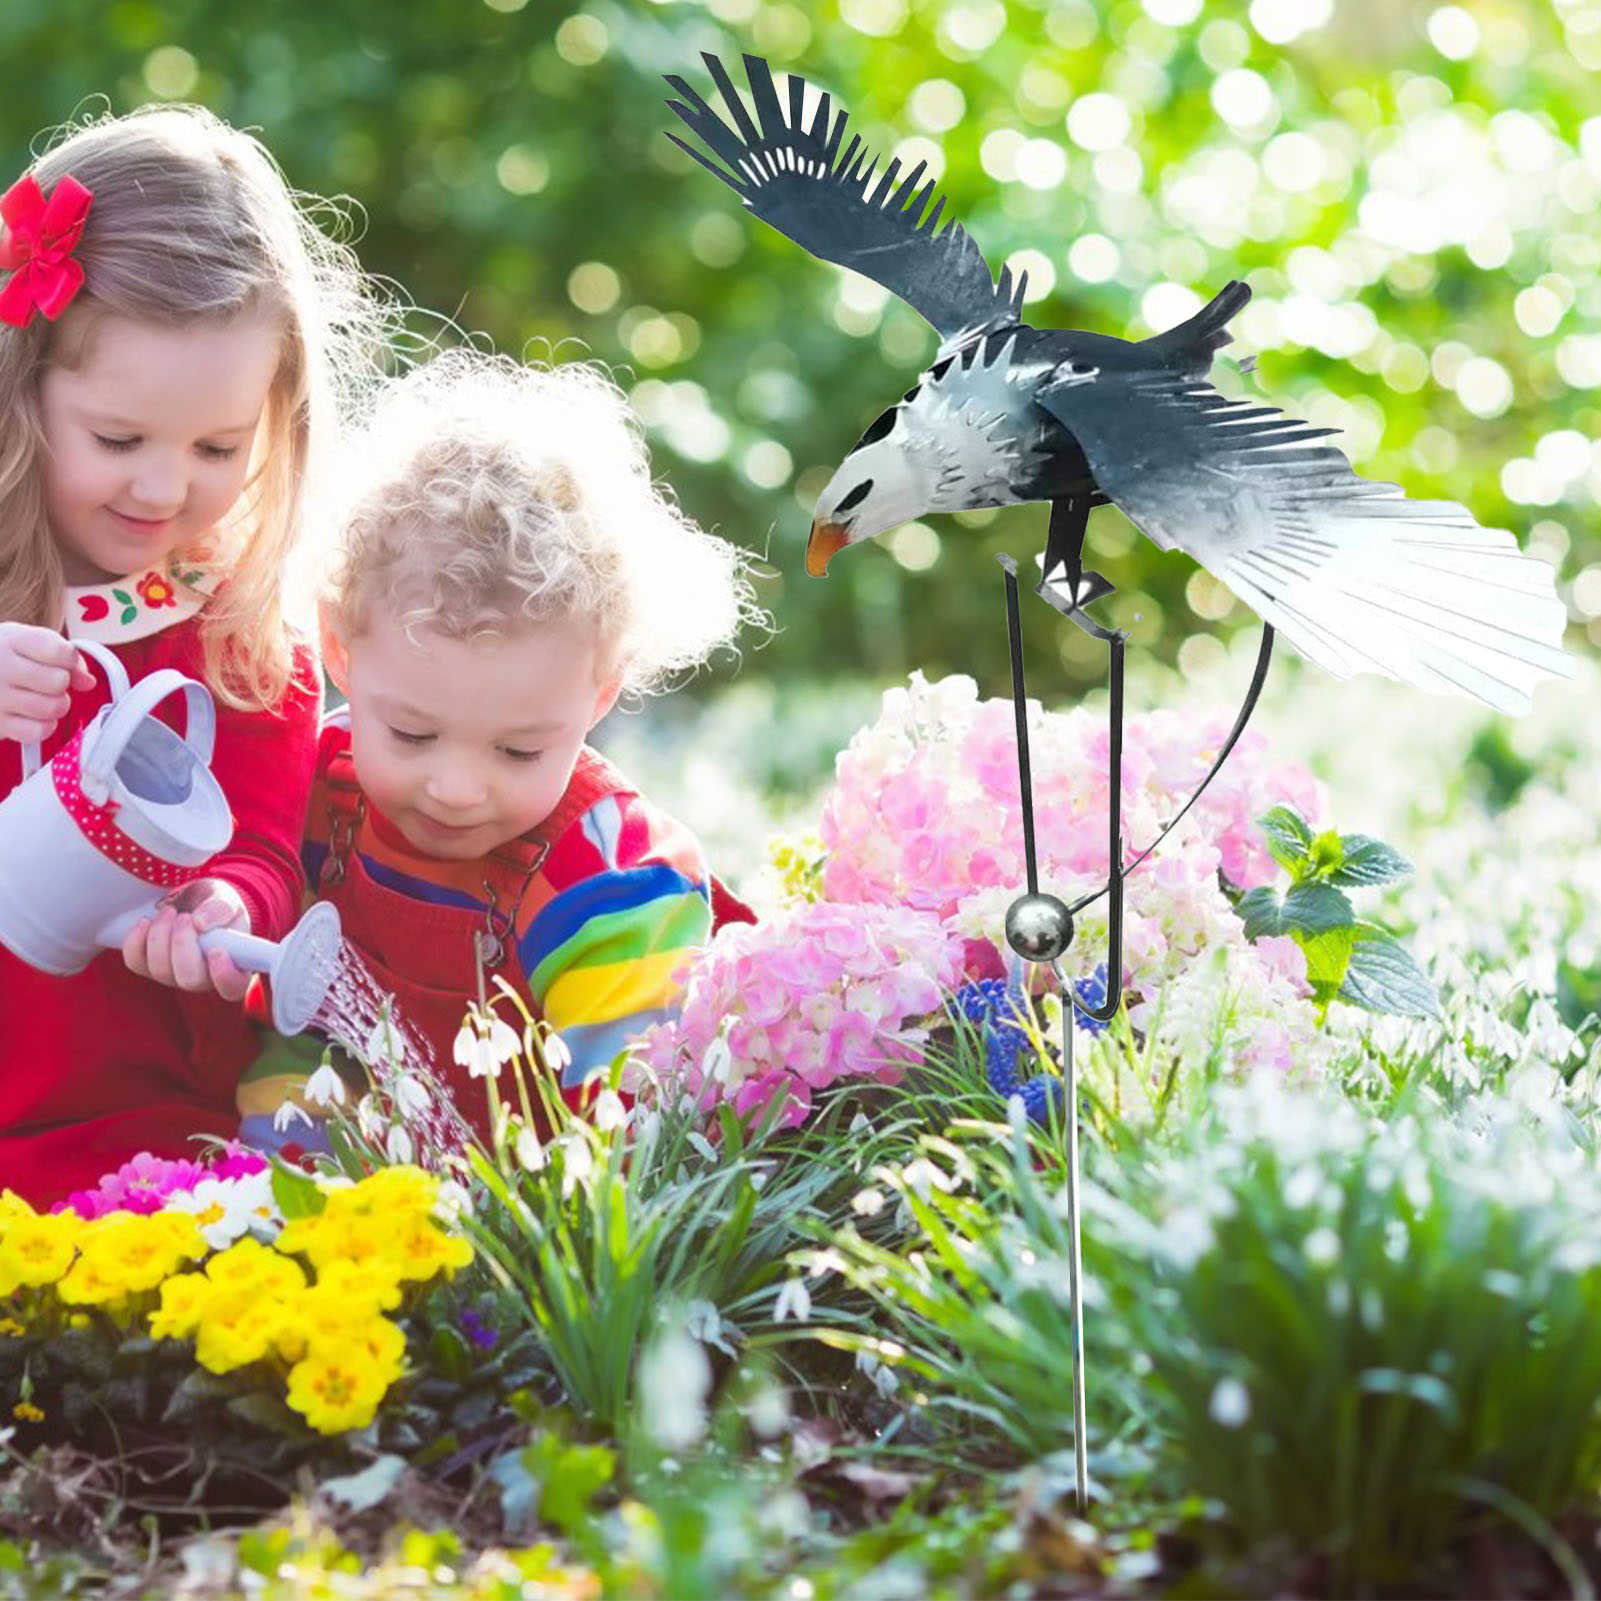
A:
[1072,621,1274,915]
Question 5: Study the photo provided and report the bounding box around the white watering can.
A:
[0,639,341,1033]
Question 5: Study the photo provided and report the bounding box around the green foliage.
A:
[13,0,1593,702]
[1104,1079,1601,1591]
[1235,803,1439,1022]
[462,1069,866,1436]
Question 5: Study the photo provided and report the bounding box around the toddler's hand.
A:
[0,622,95,747]
[123,878,252,1001]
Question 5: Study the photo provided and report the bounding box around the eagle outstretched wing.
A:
[665,52,1026,341]
[1035,373,1574,714]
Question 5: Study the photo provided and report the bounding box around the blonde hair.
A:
[329,348,769,700]
[0,104,392,711]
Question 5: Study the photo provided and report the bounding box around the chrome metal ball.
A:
[1004,892,1075,963]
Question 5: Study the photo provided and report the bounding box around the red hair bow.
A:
[0,174,94,328]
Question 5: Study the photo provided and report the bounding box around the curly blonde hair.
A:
[0,103,392,711]
[328,348,768,699]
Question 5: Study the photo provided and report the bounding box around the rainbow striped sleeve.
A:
[515,792,712,1088]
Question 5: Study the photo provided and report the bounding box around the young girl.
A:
[238,348,768,1147]
[0,104,387,1204]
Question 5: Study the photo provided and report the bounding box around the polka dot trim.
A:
[49,728,200,891]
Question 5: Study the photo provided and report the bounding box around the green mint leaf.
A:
[1257,806,1313,875]
[270,1160,327,1220]
[1299,924,1357,996]
[1308,829,1345,878]
[1329,835,1413,887]
[1237,886,1284,940]
[1338,924,1441,1019]
[1281,882,1355,936]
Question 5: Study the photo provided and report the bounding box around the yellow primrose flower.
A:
[315,1259,403,1313]
[388,1218,473,1283]
[285,1347,389,1434]
[351,1319,408,1386]
[0,1317,24,1338]
[12,1402,43,1423]
[0,1213,78,1290]
[193,1285,283,1373]
[205,1238,306,1297]
[325,1166,439,1224]
[148,1272,213,1342]
[0,1190,36,1229]
[57,1251,129,1310]
[270,1279,394,1363]
[78,1214,205,1294]
[276,1212,393,1272]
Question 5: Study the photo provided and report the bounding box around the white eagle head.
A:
[806,400,934,575]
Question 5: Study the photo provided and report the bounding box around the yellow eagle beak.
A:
[806,520,849,577]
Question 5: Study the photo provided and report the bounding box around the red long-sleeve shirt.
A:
[0,615,319,1206]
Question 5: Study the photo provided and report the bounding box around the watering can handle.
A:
[79,669,215,805]
[17,639,131,781]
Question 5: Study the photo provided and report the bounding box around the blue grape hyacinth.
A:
[950,959,1110,1125]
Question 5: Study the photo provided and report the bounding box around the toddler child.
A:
[0,105,386,1204]
[238,348,765,1146]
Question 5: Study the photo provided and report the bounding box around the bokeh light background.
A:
[8,0,1598,851]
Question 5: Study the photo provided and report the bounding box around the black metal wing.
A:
[1034,371,1573,714]
[665,52,1025,342]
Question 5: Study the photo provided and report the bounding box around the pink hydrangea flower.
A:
[634,900,964,1127]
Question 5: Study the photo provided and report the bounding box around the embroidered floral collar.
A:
[62,558,222,644]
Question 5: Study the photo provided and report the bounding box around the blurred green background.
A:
[9,0,1598,723]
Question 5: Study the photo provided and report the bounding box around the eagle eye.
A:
[856,408,897,448]
[836,479,873,514]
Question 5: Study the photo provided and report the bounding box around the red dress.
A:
[0,615,319,1207]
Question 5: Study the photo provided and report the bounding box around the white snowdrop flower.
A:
[805,1246,847,1282]
[304,1061,346,1109]
[746,1380,790,1439]
[852,1186,887,1217]
[355,1095,385,1141]
[1282,1164,1321,1210]
[855,1347,901,1399]
[434,1180,472,1222]
[485,1014,521,1066]
[684,1299,736,1354]
[556,1133,595,1197]
[849,1111,872,1137]
[514,1124,547,1173]
[1209,1376,1251,1427]
[593,1089,630,1133]
[701,1032,734,1086]
[542,1030,574,1077]
[394,1074,432,1118]
[687,1131,719,1164]
[1304,1226,1341,1267]
[365,1013,404,1067]
[638,1327,710,1450]
[773,1277,812,1323]
[758,1489,810,1540]
[901,1157,954,1201]
[385,1125,415,1165]
[272,1100,312,1133]
[454,1015,518,1080]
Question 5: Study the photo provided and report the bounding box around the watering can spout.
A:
[94,900,343,1036]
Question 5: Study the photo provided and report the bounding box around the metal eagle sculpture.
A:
[665,53,1573,716]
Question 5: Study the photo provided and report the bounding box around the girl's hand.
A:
[0,621,96,746]
[122,878,252,1001]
